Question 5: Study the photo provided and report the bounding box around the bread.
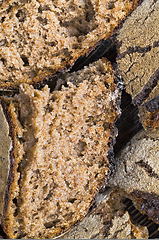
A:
[0,0,140,89]
[109,127,159,224]
[60,189,149,239]
[138,93,159,129]
[0,105,11,222]
[1,58,121,239]
[116,0,159,129]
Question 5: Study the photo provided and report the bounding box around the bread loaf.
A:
[109,127,159,224]
[0,0,140,89]
[116,0,159,129]
[1,58,121,239]
[60,189,149,239]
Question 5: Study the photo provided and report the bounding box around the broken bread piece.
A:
[116,0,159,129]
[0,105,12,223]
[59,189,149,239]
[0,0,140,89]
[109,127,159,224]
[1,59,121,239]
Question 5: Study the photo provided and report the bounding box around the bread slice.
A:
[109,127,159,224]
[0,0,140,89]
[116,0,159,129]
[0,105,11,222]
[138,93,159,129]
[1,59,121,239]
[60,189,149,239]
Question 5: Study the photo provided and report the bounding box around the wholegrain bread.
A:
[1,59,121,239]
[0,0,140,89]
[116,0,159,129]
[109,127,159,224]
[60,189,149,239]
[0,105,11,223]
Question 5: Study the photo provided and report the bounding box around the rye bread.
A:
[60,189,149,239]
[1,58,121,239]
[109,127,159,224]
[116,0,159,129]
[0,0,140,89]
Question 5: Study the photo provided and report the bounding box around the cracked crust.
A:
[117,0,159,129]
[109,127,159,223]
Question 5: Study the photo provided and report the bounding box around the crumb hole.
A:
[0,57,7,65]
[38,5,50,13]
[76,140,87,157]
[37,16,48,25]
[16,9,26,22]
[68,198,76,203]
[44,219,60,229]
[21,55,29,66]
[107,2,115,9]
[104,82,109,89]
[1,16,6,23]
[103,122,109,131]
[13,198,17,205]
[0,39,7,46]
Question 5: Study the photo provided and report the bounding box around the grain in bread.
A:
[0,0,140,89]
[1,59,121,239]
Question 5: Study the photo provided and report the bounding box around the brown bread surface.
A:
[60,189,149,239]
[109,127,159,224]
[117,0,159,129]
[1,59,121,239]
[0,0,139,89]
[0,105,11,223]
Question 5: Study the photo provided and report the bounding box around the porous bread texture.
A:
[2,59,121,239]
[0,0,139,89]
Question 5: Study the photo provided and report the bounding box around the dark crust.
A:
[130,190,159,224]
[132,67,159,106]
[116,0,156,60]
[143,94,159,112]
[1,0,142,91]
[116,0,158,107]
[115,0,144,54]
[0,99,18,238]
[117,40,159,61]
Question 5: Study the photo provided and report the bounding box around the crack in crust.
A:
[132,67,159,106]
[135,160,159,180]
